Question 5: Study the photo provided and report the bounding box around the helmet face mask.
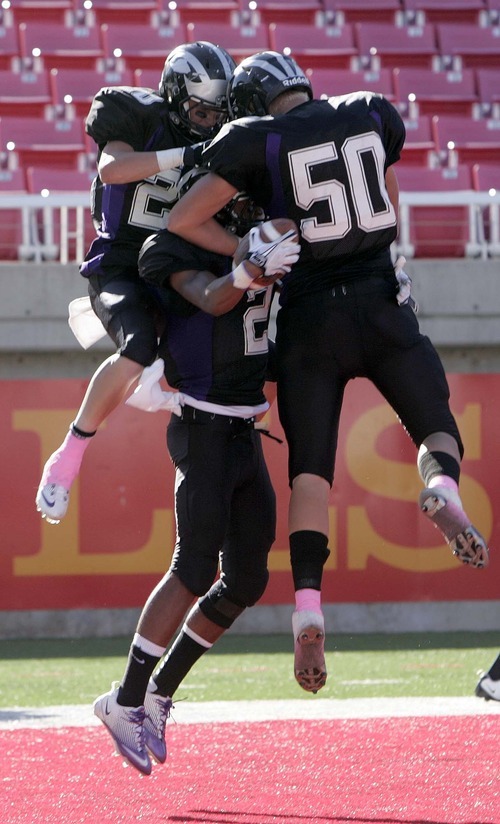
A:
[228,51,313,120]
[160,41,236,140]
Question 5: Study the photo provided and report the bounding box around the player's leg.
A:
[367,297,489,569]
[93,569,195,771]
[36,275,161,523]
[276,293,352,692]
[143,414,236,760]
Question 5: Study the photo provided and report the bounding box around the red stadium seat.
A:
[133,67,161,91]
[0,166,30,261]
[269,21,357,70]
[306,67,395,100]
[432,114,500,166]
[6,0,73,24]
[239,0,322,24]
[100,21,187,70]
[393,66,478,117]
[472,162,500,255]
[0,114,88,169]
[18,19,105,70]
[173,0,240,24]
[0,67,54,117]
[185,20,271,62]
[84,0,161,25]
[49,65,135,117]
[399,114,437,166]
[436,22,500,68]
[401,0,486,24]
[322,0,401,24]
[354,21,439,69]
[0,20,20,69]
[475,68,500,117]
[396,163,475,257]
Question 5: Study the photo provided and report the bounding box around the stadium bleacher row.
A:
[1,0,499,260]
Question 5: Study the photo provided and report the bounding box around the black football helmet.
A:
[178,166,265,236]
[159,41,236,140]
[228,51,313,119]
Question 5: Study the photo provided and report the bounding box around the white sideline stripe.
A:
[0,697,498,730]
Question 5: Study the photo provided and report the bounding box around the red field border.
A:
[2,705,499,823]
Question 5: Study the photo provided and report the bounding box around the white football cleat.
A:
[36,482,69,524]
[93,683,152,775]
[292,609,327,694]
[419,485,489,569]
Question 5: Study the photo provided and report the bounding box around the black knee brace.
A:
[198,580,247,630]
[290,530,330,591]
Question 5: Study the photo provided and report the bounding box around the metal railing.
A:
[0,189,499,262]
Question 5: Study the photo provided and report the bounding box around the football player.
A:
[166,51,491,694]
[92,168,300,774]
[36,41,236,524]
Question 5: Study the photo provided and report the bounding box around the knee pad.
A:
[198,574,268,630]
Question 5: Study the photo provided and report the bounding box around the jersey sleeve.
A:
[85,86,164,151]
[369,96,406,168]
[204,118,264,192]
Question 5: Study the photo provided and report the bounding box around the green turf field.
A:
[0,632,497,707]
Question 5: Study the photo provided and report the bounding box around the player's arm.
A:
[168,171,240,257]
[170,259,271,317]
[385,165,399,221]
[98,140,205,185]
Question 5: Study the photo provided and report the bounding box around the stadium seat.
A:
[306,67,395,100]
[269,21,357,70]
[173,0,240,24]
[475,68,500,117]
[133,67,161,91]
[100,21,187,70]
[185,20,271,62]
[354,21,439,69]
[396,163,476,257]
[18,20,105,70]
[83,0,161,25]
[6,0,73,24]
[436,22,500,69]
[0,19,20,69]
[432,114,500,166]
[393,66,478,117]
[49,65,135,116]
[0,166,30,261]
[322,0,401,24]
[0,114,88,169]
[239,0,322,25]
[399,114,437,166]
[0,67,54,117]
[401,0,486,24]
[472,162,500,255]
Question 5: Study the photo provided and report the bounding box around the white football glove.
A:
[394,256,418,313]
[247,227,301,276]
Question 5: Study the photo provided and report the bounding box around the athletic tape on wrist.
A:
[156,146,184,172]
[231,262,256,290]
